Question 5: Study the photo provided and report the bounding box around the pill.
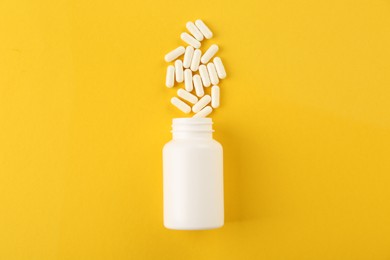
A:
[183,46,194,69]
[184,69,193,92]
[186,21,204,41]
[195,19,213,39]
[177,89,198,104]
[181,32,201,49]
[199,65,211,87]
[166,65,175,88]
[201,44,219,64]
[193,106,213,118]
[190,49,202,72]
[192,95,211,113]
[207,63,219,85]
[211,85,220,108]
[213,57,226,79]
[171,97,191,114]
[175,60,184,83]
[164,46,185,62]
[193,74,204,97]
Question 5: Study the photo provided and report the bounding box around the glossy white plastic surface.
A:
[163,118,224,230]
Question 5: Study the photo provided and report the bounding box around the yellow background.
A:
[1,0,390,259]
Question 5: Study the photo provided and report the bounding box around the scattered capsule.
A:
[192,95,211,113]
[199,65,211,87]
[211,85,220,108]
[195,19,213,39]
[207,63,219,85]
[190,49,202,72]
[184,69,193,92]
[186,21,204,41]
[201,44,219,64]
[164,46,185,62]
[193,74,204,97]
[177,89,198,104]
[175,60,184,83]
[166,65,175,88]
[181,32,201,49]
[171,97,191,113]
[213,57,226,79]
[193,106,213,118]
[183,46,194,69]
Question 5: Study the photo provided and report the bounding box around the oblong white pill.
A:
[211,85,220,108]
[201,44,219,64]
[192,95,211,113]
[171,97,191,114]
[199,65,211,87]
[164,46,185,62]
[193,74,204,97]
[190,49,202,72]
[175,60,184,83]
[193,106,213,118]
[207,62,219,85]
[186,21,204,41]
[177,89,198,104]
[183,46,194,69]
[184,69,193,92]
[166,65,175,88]
[195,19,213,39]
[213,57,227,79]
[181,32,201,49]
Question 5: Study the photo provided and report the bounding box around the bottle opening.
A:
[172,118,214,133]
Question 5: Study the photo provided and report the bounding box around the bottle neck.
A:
[171,118,214,140]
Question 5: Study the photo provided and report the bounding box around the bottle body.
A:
[163,118,224,230]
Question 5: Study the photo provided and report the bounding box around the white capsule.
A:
[177,89,198,104]
[183,46,194,69]
[199,65,211,87]
[174,60,184,83]
[213,57,227,79]
[193,106,213,118]
[181,32,201,49]
[207,63,219,85]
[211,85,220,108]
[190,49,202,72]
[192,95,211,113]
[193,74,204,97]
[184,69,193,92]
[201,44,219,64]
[195,19,213,39]
[164,46,185,62]
[171,97,191,114]
[166,65,175,88]
[186,21,204,41]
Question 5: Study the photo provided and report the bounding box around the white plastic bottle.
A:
[163,118,224,230]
